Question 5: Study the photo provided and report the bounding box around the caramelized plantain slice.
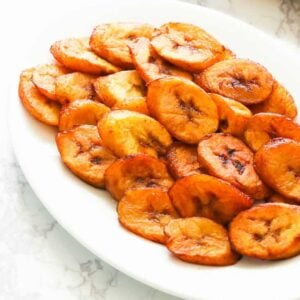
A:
[56,125,116,187]
[197,133,270,200]
[210,93,252,137]
[250,82,297,119]
[118,188,178,244]
[50,37,120,75]
[195,59,274,105]
[104,154,174,201]
[98,110,172,158]
[229,203,300,260]
[165,217,240,266]
[93,70,149,114]
[244,113,300,152]
[151,22,232,72]
[129,37,192,83]
[169,174,253,224]
[55,72,97,104]
[147,77,218,144]
[19,68,61,126]
[166,142,205,178]
[90,22,154,68]
[32,64,69,101]
[254,138,300,202]
[59,99,110,131]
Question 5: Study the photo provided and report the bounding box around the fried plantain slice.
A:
[254,138,300,202]
[197,133,270,200]
[50,37,120,75]
[195,59,274,105]
[118,188,178,244]
[250,82,297,119]
[104,154,174,200]
[93,70,148,114]
[32,64,69,101]
[210,93,252,137]
[59,99,110,131]
[56,125,116,187]
[244,113,300,151]
[166,142,205,178]
[164,217,240,266]
[169,174,252,224]
[150,22,232,72]
[98,110,172,158]
[129,37,192,83]
[19,68,61,126]
[90,22,154,69]
[229,203,300,260]
[147,77,218,144]
[55,72,96,104]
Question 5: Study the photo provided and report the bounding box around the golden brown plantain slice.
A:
[210,93,252,137]
[147,77,218,144]
[118,188,178,244]
[229,203,300,260]
[151,22,232,72]
[104,154,174,200]
[56,125,116,187]
[90,22,154,68]
[129,37,192,83]
[58,99,110,131]
[254,138,300,202]
[19,68,61,126]
[250,82,297,119]
[195,59,274,105]
[32,64,69,101]
[244,113,300,151]
[169,174,253,224]
[197,133,270,200]
[50,37,120,75]
[166,142,205,178]
[165,217,240,266]
[93,70,148,114]
[98,110,172,158]
[55,72,96,104]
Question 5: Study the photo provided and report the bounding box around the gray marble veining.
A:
[1,0,299,299]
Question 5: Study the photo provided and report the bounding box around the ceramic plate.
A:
[9,1,300,299]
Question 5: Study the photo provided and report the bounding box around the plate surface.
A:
[9,1,300,299]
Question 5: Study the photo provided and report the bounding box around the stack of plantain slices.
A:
[19,21,300,266]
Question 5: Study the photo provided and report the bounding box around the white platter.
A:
[9,0,300,299]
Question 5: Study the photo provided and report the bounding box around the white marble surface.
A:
[0,0,299,299]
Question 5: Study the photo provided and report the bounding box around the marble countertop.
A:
[0,0,299,299]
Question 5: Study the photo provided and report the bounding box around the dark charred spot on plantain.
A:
[90,156,102,165]
[135,177,159,188]
[252,233,264,242]
[229,76,258,91]
[232,160,245,175]
[176,93,201,121]
[227,148,236,157]
[218,153,229,165]
[220,119,229,130]
[148,55,157,64]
